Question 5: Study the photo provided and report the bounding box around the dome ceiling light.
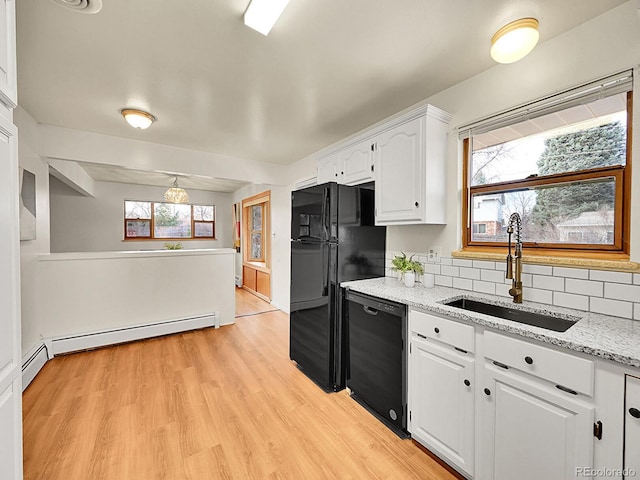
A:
[244,0,290,36]
[121,108,156,129]
[490,18,540,64]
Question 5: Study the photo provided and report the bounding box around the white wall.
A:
[49,180,233,253]
[384,1,640,261]
[232,184,291,312]
[15,107,51,354]
[37,250,236,340]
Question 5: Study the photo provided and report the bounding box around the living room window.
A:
[460,71,632,256]
[124,200,216,240]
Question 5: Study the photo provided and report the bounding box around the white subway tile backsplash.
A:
[634,273,640,286]
[481,269,506,284]
[565,278,603,297]
[452,259,473,267]
[452,277,473,291]
[523,288,553,305]
[440,257,453,266]
[495,283,512,298]
[459,267,481,280]
[435,275,453,287]
[505,273,532,288]
[589,270,633,284]
[553,292,589,311]
[473,280,496,295]
[635,303,640,321]
[590,297,633,319]
[552,267,589,279]
[532,275,565,292]
[424,263,441,275]
[522,264,553,276]
[604,283,640,302]
[441,265,460,277]
[473,260,496,270]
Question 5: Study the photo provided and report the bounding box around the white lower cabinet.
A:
[409,336,475,477]
[479,364,595,480]
[407,308,607,480]
[625,375,640,476]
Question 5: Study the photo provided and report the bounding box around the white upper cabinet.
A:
[316,139,374,186]
[0,0,16,109]
[314,104,450,210]
[374,106,451,225]
[340,139,374,185]
[316,151,341,184]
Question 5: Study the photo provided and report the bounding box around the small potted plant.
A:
[391,252,410,281]
[404,256,424,288]
[391,253,424,287]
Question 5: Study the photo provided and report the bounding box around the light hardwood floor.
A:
[22,294,461,480]
[235,287,277,317]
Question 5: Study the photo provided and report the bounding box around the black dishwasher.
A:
[345,289,408,437]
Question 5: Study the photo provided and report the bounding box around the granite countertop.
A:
[341,277,640,369]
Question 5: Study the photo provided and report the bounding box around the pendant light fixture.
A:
[164,177,190,204]
[121,108,156,129]
[490,18,540,64]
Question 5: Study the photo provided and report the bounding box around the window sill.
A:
[452,248,640,272]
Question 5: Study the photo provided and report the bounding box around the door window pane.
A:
[252,205,263,231]
[251,232,262,259]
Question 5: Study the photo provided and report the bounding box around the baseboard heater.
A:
[49,312,220,356]
[22,342,49,391]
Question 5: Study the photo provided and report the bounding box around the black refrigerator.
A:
[289,182,386,392]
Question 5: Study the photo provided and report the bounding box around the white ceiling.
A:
[16,0,628,186]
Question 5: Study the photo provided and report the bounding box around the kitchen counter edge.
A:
[342,277,640,369]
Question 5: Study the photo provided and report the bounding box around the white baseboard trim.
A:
[50,312,220,356]
[270,301,289,314]
[22,342,49,391]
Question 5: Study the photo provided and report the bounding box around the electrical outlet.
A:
[428,246,442,262]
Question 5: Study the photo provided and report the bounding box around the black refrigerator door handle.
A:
[322,242,329,297]
[321,187,330,241]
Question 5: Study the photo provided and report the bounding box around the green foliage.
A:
[531,122,625,226]
[391,252,424,274]
[155,204,180,227]
[164,242,183,250]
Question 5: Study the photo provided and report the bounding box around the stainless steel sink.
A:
[443,298,577,332]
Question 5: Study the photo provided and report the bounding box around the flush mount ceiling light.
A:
[490,18,540,64]
[244,0,290,36]
[164,177,190,204]
[120,108,155,129]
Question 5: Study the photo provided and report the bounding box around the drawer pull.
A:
[493,361,509,370]
[434,327,440,334]
[524,356,534,365]
[416,333,427,339]
[556,385,578,395]
[464,379,471,387]
[630,408,640,419]
[484,388,491,396]
[455,347,468,354]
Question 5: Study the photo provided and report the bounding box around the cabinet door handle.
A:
[484,388,491,396]
[434,327,440,334]
[630,407,640,419]
[464,379,471,387]
[524,356,534,365]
